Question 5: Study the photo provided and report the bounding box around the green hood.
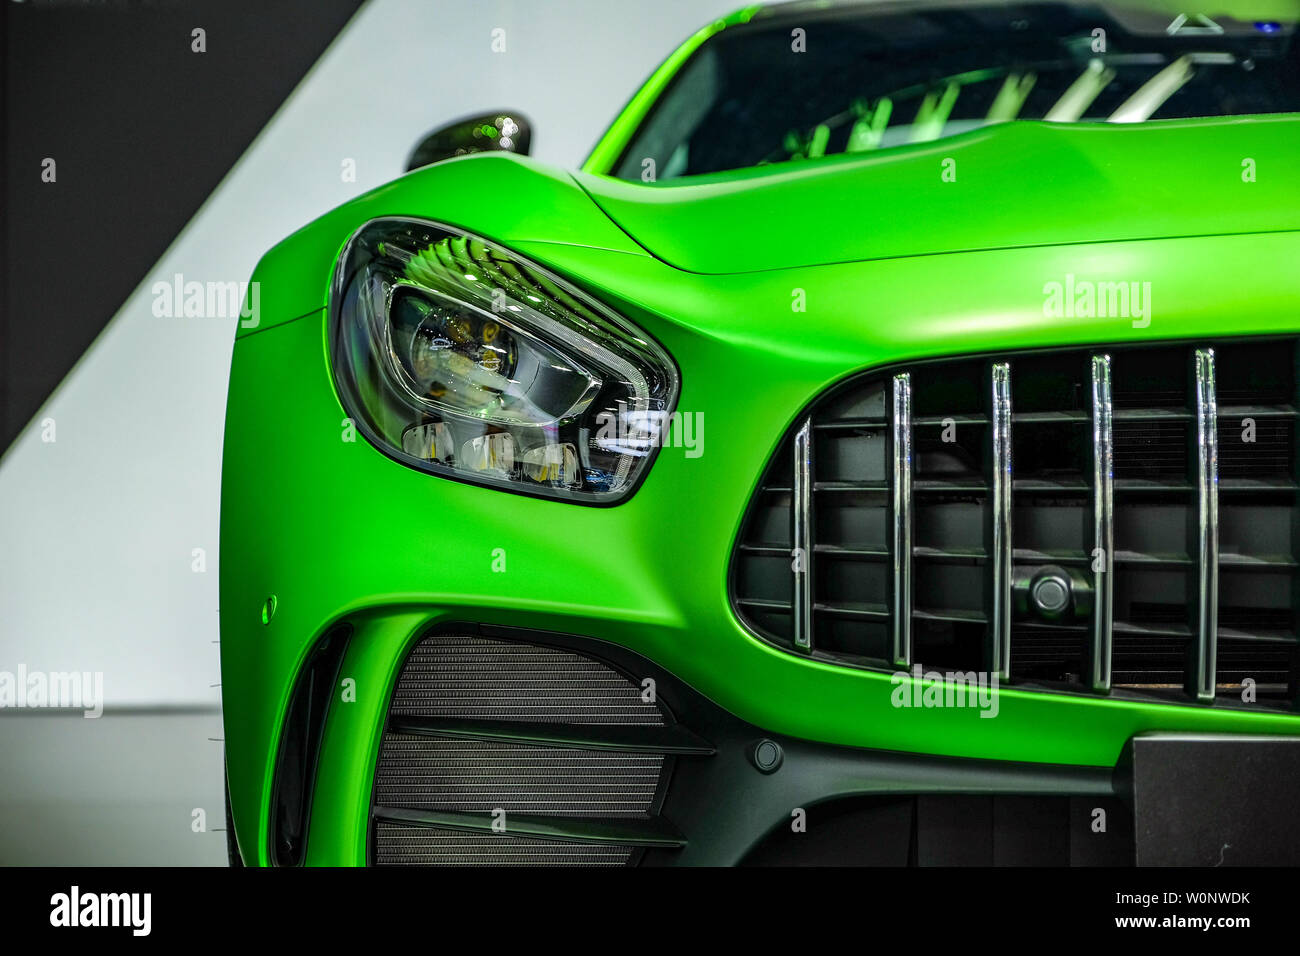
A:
[573,115,1300,274]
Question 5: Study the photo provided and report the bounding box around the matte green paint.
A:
[238,153,647,341]
[223,230,1300,863]
[221,21,1300,865]
[574,115,1300,274]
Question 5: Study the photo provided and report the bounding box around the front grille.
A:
[732,338,1300,709]
[371,632,701,865]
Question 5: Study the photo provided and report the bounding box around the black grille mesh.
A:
[376,736,663,815]
[389,634,662,724]
[733,338,1299,708]
[375,823,632,866]
[373,633,668,865]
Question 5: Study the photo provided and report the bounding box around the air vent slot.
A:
[270,624,352,867]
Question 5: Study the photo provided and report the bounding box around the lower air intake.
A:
[375,824,633,867]
[387,633,663,724]
[371,631,691,865]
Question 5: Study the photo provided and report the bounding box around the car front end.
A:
[221,0,1300,866]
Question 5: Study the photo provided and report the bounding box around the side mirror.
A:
[405,111,532,172]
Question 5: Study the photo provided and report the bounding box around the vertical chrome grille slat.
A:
[892,373,913,667]
[990,362,1013,679]
[1190,348,1219,702]
[1090,355,1114,693]
[792,417,814,652]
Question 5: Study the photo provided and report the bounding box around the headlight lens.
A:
[330,218,679,502]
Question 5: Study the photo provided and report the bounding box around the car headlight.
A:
[329,217,679,502]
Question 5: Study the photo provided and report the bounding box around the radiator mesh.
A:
[376,735,662,815]
[375,823,632,866]
[373,633,667,866]
[388,634,663,725]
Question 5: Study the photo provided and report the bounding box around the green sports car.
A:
[221,0,1300,866]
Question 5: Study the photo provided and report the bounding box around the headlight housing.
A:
[330,218,679,502]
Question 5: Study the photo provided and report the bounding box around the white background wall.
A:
[0,0,739,864]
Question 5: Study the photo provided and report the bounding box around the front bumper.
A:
[221,231,1300,865]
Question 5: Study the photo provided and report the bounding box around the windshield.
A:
[612,2,1300,181]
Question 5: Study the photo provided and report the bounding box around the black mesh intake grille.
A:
[389,634,662,724]
[374,824,632,866]
[732,338,1300,710]
[372,631,688,866]
[375,736,663,815]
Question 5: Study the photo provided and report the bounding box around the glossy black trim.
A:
[269,624,352,867]
[406,110,533,171]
